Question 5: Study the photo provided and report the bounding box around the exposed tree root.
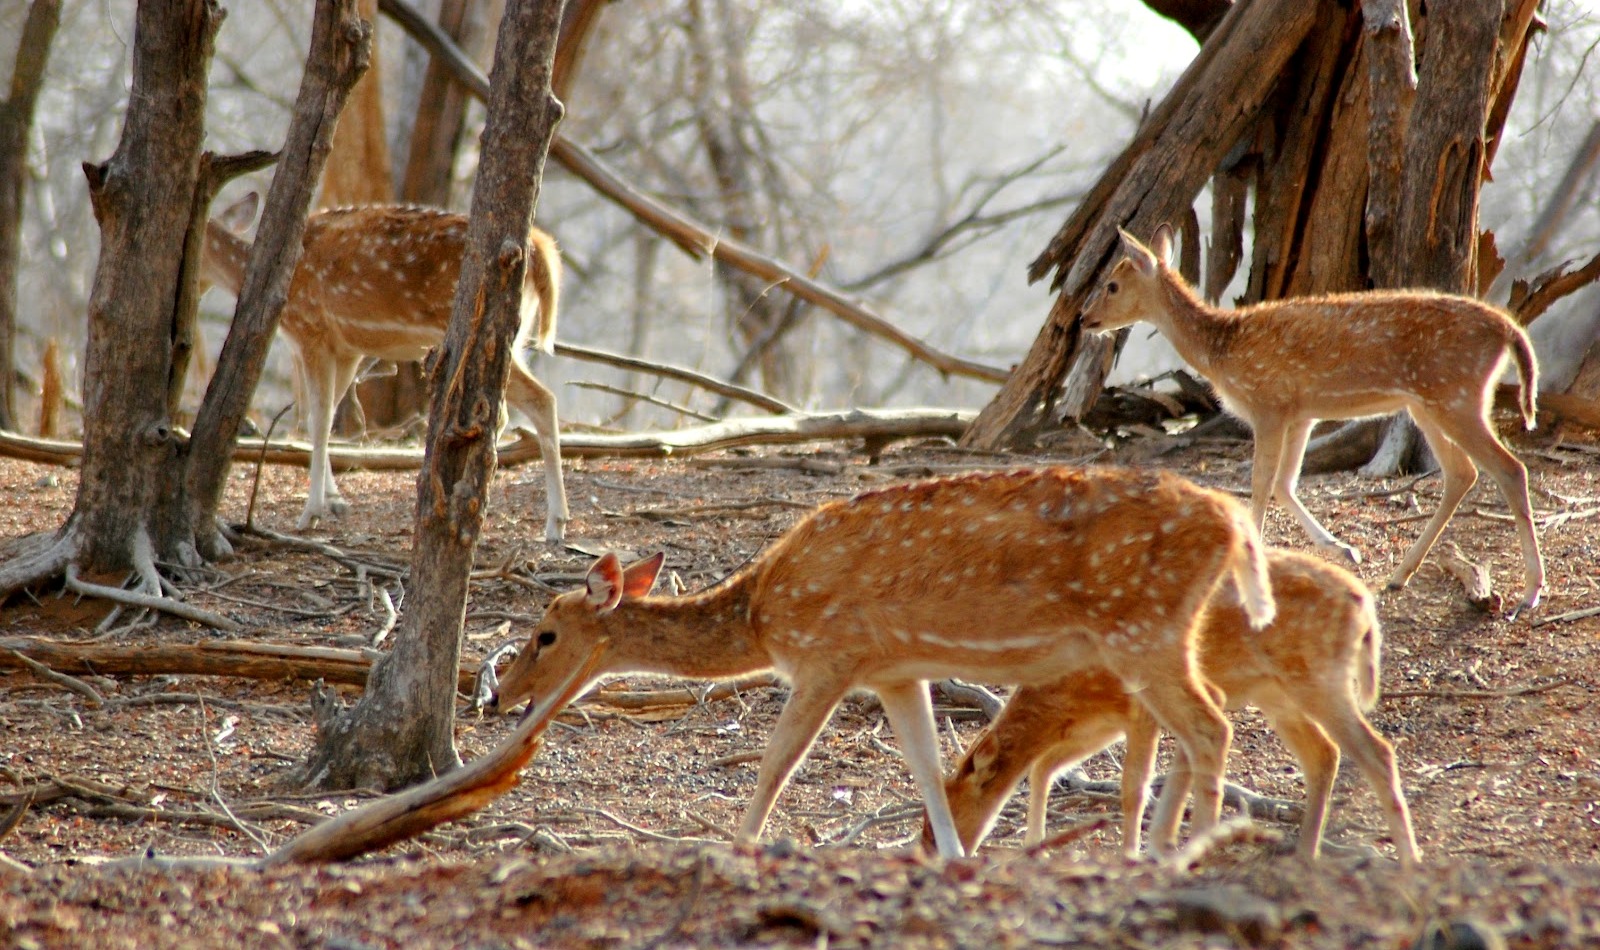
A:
[0,524,77,602]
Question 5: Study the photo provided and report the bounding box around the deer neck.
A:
[605,571,770,680]
[1152,271,1238,375]
[201,222,250,296]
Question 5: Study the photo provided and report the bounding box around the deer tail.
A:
[522,228,562,356]
[1510,326,1539,430]
[1354,599,1383,712]
[1230,506,1276,630]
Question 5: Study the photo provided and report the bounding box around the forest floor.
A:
[1,419,1598,948]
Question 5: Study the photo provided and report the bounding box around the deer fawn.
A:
[201,193,569,539]
[926,550,1420,867]
[1081,226,1543,613]
[492,467,1275,858]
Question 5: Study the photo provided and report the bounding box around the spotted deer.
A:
[201,193,568,539]
[1081,226,1543,613]
[925,549,1420,867]
[491,467,1275,858]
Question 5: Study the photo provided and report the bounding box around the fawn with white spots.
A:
[923,549,1420,868]
[202,194,568,539]
[491,467,1276,858]
[1081,226,1543,613]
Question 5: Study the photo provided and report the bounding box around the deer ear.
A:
[621,552,667,599]
[218,192,259,233]
[585,552,627,613]
[1117,227,1158,277]
[1150,224,1175,267]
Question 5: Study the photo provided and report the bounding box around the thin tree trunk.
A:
[304,0,567,792]
[185,0,373,560]
[0,0,61,432]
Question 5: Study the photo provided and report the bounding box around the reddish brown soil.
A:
[1,428,1597,948]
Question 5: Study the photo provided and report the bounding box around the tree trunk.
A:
[303,0,567,792]
[0,0,61,433]
[185,0,372,560]
[74,0,223,583]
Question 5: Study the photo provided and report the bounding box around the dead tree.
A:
[0,0,369,599]
[963,0,1543,464]
[303,0,568,792]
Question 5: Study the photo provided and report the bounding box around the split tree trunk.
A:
[73,0,225,582]
[303,0,568,792]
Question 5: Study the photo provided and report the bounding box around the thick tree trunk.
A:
[74,0,222,582]
[304,0,567,792]
[0,0,61,433]
[185,0,372,559]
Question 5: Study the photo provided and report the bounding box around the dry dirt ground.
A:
[1,422,1598,948]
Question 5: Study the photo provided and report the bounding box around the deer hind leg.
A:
[1387,410,1482,592]
[1129,665,1232,847]
[738,675,847,847]
[1274,417,1360,564]
[1255,695,1339,860]
[1419,405,1543,612]
[504,358,569,543]
[297,351,360,530]
[877,680,966,857]
[1298,689,1420,868]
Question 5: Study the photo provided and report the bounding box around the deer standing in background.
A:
[927,550,1420,868]
[1081,226,1543,614]
[491,467,1276,858]
[202,194,569,539]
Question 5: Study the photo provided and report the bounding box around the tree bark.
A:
[74,0,223,582]
[0,0,61,432]
[962,0,1318,449]
[303,0,567,792]
[184,0,372,560]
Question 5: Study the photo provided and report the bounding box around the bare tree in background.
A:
[0,0,62,432]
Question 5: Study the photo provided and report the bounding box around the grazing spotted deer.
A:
[925,549,1420,868]
[201,194,568,539]
[491,467,1275,859]
[1081,226,1543,613]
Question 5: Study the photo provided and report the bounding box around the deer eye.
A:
[1107,280,1120,294]
[537,631,557,648]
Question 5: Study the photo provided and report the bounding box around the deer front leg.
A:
[1120,705,1161,856]
[296,352,357,530]
[738,676,847,846]
[1273,417,1360,565]
[876,680,966,858]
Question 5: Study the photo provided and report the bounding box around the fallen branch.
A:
[263,642,605,864]
[5,650,105,706]
[1383,677,1573,700]
[1531,604,1600,628]
[1434,543,1504,614]
[556,342,795,415]
[0,408,977,471]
